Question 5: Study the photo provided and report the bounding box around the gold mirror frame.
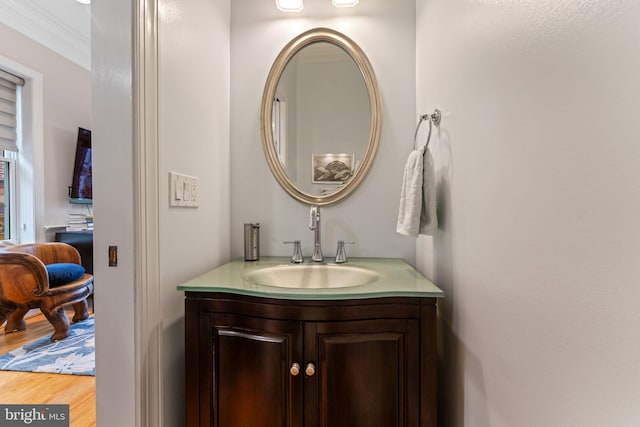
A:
[260,28,382,206]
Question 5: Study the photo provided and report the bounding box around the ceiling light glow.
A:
[332,0,358,7]
[276,0,303,12]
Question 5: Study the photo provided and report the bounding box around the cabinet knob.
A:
[305,363,316,377]
[290,363,301,376]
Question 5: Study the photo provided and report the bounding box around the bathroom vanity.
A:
[178,27,444,427]
[179,257,444,427]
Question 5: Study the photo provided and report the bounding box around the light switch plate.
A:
[169,171,199,207]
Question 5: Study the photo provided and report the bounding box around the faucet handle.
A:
[334,240,355,264]
[284,240,304,263]
[309,205,320,229]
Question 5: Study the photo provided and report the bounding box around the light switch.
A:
[170,171,199,207]
[183,181,191,201]
[175,178,184,200]
[191,183,198,203]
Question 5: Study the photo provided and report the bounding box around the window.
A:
[0,68,24,243]
[0,151,16,240]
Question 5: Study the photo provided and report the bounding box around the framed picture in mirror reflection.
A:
[312,153,355,184]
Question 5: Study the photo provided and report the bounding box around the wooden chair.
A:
[0,242,94,341]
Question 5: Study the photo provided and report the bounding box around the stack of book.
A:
[67,213,93,231]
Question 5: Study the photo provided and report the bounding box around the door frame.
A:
[134,0,162,425]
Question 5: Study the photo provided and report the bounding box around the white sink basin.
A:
[242,264,380,289]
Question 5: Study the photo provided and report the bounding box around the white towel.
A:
[396,147,437,237]
[419,148,438,235]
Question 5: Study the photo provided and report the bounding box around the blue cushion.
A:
[46,263,86,287]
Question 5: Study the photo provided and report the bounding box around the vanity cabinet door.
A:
[202,313,303,427]
[304,319,420,427]
[185,294,437,427]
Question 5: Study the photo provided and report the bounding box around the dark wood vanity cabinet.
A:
[185,292,437,427]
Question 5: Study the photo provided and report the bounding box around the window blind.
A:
[0,68,25,152]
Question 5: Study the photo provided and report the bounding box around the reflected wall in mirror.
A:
[261,28,382,206]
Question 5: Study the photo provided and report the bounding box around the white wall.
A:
[93,0,231,425]
[230,0,417,264]
[158,0,231,424]
[416,0,640,426]
[92,0,136,425]
[0,22,91,237]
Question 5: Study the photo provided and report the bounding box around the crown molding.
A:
[0,0,91,70]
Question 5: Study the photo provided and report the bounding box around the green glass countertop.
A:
[177,257,444,300]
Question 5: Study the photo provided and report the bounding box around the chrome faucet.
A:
[309,205,323,262]
[284,240,304,263]
[334,240,355,264]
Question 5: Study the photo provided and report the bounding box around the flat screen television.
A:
[69,127,92,204]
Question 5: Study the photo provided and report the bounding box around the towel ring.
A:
[413,109,442,151]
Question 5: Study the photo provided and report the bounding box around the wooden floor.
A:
[0,310,96,427]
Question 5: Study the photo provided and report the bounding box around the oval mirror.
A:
[260,28,382,206]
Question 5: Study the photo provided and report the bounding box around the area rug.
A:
[0,316,94,376]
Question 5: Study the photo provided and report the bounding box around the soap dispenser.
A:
[244,223,260,261]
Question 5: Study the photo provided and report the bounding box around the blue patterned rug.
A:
[0,316,94,376]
